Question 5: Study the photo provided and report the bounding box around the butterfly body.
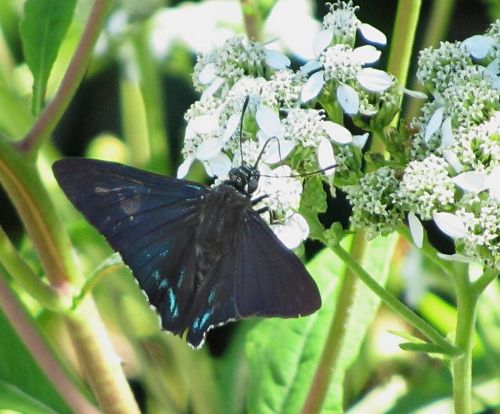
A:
[53,158,320,348]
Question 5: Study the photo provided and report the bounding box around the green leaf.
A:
[244,234,397,414]
[20,0,77,113]
[245,246,344,414]
[0,301,71,413]
[399,342,449,354]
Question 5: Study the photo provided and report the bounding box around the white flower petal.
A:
[352,133,369,149]
[433,212,467,239]
[300,60,322,75]
[264,139,295,164]
[301,71,324,102]
[205,152,231,178]
[176,156,194,178]
[452,171,488,193]
[486,58,500,76]
[196,138,223,160]
[317,137,336,176]
[358,23,387,45]
[356,68,393,92]
[337,84,359,115]
[440,116,455,148]
[313,30,333,56]
[323,121,353,144]
[437,253,474,263]
[256,105,283,138]
[424,107,444,143]
[403,88,428,99]
[443,149,463,173]
[408,211,424,248]
[272,215,309,249]
[189,115,219,134]
[222,113,241,143]
[463,35,494,59]
[201,77,225,99]
[265,49,291,69]
[352,45,381,65]
[198,63,217,84]
[485,166,500,201]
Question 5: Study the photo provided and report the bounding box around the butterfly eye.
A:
[247,177,259,194]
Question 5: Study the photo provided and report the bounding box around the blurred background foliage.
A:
[0,0,498,413]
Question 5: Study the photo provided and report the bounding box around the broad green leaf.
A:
[20,0,77,113]
[245,234,397,414]
[0,301,71,413]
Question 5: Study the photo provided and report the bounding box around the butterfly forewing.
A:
[53,158,321,348]
[53,158,208,336]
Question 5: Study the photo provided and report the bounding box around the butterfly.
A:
[53,158,321,348]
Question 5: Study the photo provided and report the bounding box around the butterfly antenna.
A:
[239,96,250,164]
[253,136,282,169]
[260,164,337,178]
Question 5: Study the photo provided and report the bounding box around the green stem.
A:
[0,225,72,311]
[331,243,459,356]
[301,231,367,414]
[451,274,478,414]
[240,0,262,40]
[471,269,498,296]
[387,0,422,87]
[66,298,141,414]
[398,224,454,277]
[0,137,78,289]
[387,0,422,126]
[16,0,112,154]
[0,274,99,413]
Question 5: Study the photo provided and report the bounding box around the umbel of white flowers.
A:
[346,20,500,270]
[179,1,397,249]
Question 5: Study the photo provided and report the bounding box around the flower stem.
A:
[331,243,459,356]
[66,298,141,414]
[0,225,72,311]
[451,274,478,414]
[301,231,367,414]
[0,274,99,414]
[387,0,422,87]
[16,0,112,154]
[240,0,262,40]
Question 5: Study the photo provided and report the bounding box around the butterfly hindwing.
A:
[53,158,208,335]
[184,208,321,347]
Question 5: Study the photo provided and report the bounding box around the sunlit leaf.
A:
[20,0,77,113]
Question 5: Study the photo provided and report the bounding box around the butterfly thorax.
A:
[194,183,253,288]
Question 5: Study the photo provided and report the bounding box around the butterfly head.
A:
[226,164,260,195]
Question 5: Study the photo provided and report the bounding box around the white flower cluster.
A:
[346,22,499,269]
[179,2,393,248]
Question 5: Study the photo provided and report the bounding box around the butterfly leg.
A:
[251,194,269,205]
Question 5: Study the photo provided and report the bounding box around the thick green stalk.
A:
[0,137,78,290]
[301,232,367,414]
[451,274,478,414]
[240,0,262,40]
[387,0,422,126]
[0,225,72,311]
[66,298,141,414]
[17,0,112,153]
